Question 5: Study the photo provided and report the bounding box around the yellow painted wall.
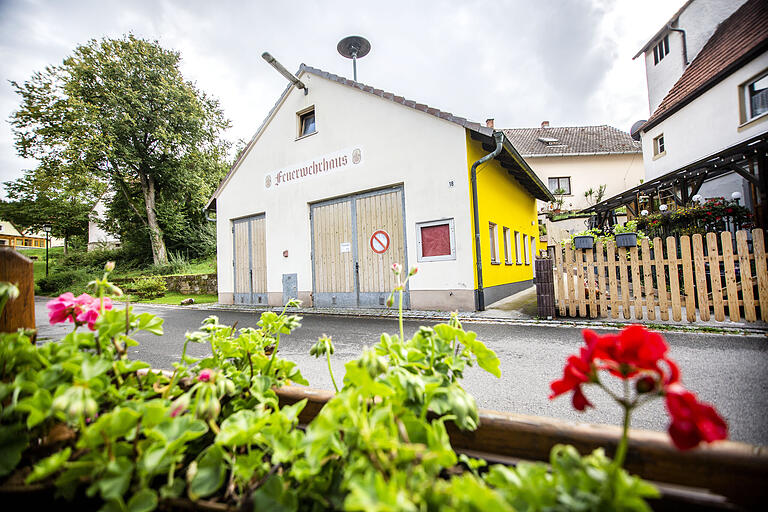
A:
[466,132,538,288]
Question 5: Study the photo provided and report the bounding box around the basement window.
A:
[297,107,316,138]
[416,219,456,262]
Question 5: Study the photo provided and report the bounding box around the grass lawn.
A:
[18,246,66,282]
[126,292,219,305]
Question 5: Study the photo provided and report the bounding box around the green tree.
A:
[9,35,230,264]
[0,162,104,253]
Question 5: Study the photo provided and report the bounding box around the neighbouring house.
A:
[586,0,768,229]
[502,122,642,245]
[88,192,120,251]
[0,220,63,249]
[205,64,553,311]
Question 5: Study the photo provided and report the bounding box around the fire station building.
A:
[206,64,553,311]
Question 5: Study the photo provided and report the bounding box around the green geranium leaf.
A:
[26,447,72,484]
[81,357,111,381]
[250,474,298,512]
[187,445,226,500]
[95,457,133,501]
[18,387,52,428]
[0,425,28,477]
[127,488,158,512]
[137,313,164,336]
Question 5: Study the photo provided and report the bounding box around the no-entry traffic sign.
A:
[369,230,390,254]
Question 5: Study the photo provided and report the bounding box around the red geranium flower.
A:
[665,384,728,450]
[549,330,603,410]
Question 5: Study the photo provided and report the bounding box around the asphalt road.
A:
[35,300,768,446]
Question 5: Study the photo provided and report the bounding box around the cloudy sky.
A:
[0,0,683,191]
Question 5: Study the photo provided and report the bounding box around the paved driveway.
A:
[35,299,768,446]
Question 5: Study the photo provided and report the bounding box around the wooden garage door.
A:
[232,214,267,305]
[311,199,355,306]
[355,189,405,300]
[311,187,408,308]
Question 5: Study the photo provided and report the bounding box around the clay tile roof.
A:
[644,0,768,130]
[501,125,641,156]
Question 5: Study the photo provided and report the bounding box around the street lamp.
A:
[42,225,51,277]
[731,191,742,205]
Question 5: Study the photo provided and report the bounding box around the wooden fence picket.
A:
[752,228,768,322]
[630,246,643,320]
[736,230,756,322]
[596,241,608,318]
[667,237,683,322]
[549,229,763,324]
[565,245,576,316]
[576,248,587,318]
[653,237,669,321]
[721,231,740,322]
[607,240,619,319]
[619,246,631,319]
[586,248,597,318]
[692,234,710,321]
[707,232,725,322]
[680,236,696,322]
[554,243,566,317]
[640,239,655,321]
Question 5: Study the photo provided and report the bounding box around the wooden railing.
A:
[552,228,768,323]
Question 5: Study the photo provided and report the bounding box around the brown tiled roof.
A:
[207,64,553,207]
[644,0,768,130]
[502,125,641,156]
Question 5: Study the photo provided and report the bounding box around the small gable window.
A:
[653,35,669,65]
[298,107,316,138]
[653,134,665,157]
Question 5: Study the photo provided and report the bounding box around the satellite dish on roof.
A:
[337,36,370,82]
[630,119,647,141]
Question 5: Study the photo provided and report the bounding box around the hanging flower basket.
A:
[615,232,638,247]
[573,235,595,250]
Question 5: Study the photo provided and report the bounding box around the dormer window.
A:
[537,136,567,148]
[297,107,316,138]
[653,35,669,65]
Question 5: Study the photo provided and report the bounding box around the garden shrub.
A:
[36,268,91,296]
[131,275,167,299]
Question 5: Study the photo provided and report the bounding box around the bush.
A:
[131,275,167,299]
[148,251,189,276]
[36,268,92,296]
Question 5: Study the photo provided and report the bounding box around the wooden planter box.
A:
[3,386,765,510]
[276,386,768,511]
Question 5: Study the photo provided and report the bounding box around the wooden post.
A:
[680,236,696,322]
[640,239,655,321]
[692,234,710,321]
[653,237,669,321]
[721,231,740,322]
[596,241,608,318]
[752,228,768,322]
[736,230,756,322]
[667,237,682,322]
[0,248,36,333]
[707,232,725,322]
[535,258,555,319]
[607,240,619,319]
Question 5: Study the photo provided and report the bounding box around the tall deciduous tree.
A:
[9,35,230,264]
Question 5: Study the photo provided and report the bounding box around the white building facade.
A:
[207,65,550,311]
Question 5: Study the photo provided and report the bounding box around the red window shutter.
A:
[421,224,451,257]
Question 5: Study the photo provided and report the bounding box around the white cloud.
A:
[0,0,687,193]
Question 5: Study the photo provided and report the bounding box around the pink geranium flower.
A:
[198,369,213,382]
[47,292,79,324]
[47,293,112,331]
[76,297,113,330]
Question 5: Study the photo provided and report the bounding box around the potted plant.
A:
[571,229,595,250]
[614,221,638,247]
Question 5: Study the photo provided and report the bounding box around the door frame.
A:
[310,185,409,308]
[232,213,267,305]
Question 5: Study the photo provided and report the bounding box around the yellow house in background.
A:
[207,64,552,311]
[0,220,62,249]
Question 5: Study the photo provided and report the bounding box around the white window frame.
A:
[548,176,571,195]
[653,133,665,157]
[296,105,317,139]
[416,218,456,262]
[489,222,499,264]
[515,231,522,265]
[524,235,531,265]
[503,227,512,265]
[653,35,669,65]
[741,70,768,124]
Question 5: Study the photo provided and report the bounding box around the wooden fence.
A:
[552,228,768,323]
